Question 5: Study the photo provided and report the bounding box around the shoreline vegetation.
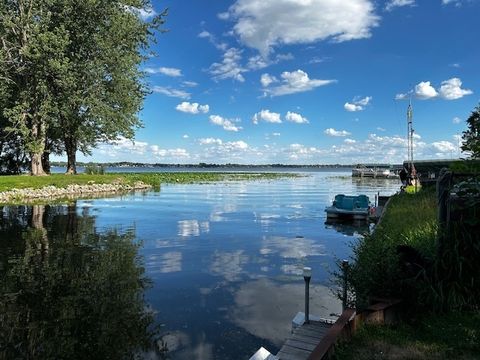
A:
[0,172,299,204]
[336,183,479,359]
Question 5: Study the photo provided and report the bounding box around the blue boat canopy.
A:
[333,194,369,210]
[326,194,371,220]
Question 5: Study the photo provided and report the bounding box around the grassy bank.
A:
[335,311,480,360]
[0,172,298,192]
[337,187,480,359]
[349,188,438,308]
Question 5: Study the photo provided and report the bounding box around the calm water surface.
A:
[0,170,400,359]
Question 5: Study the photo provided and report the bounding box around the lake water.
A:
[0,170,400,359]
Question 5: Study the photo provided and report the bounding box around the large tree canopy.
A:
[0,0,166,175]
[461,104,480,159]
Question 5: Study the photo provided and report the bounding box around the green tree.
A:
[48,0,166,174]
[0,0,69,175]
[461,104,480,159]
[0,1,166,175]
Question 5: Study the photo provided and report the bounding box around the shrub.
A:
[84,164,105,175]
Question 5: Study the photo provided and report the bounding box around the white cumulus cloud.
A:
[209,48,246,82]
[397,78,472,101]
[151,146,190,158]
[209,115,242,132]
[227,140,249,150]
[285,111,309,124]
[198,30,228,51]
[345,96,372,111]
[152,86,191,99]
[452,116,462,124]
[145,67,182,77]
[431,141,456,153]
[199,138,223,145]
[442,0,463,6]
[324,128,351,137]
[385,0,415,11]
[262,69,335,97]
[260,73,278,87]
[182,81,198,88]
[438,78,473,100]
[224,0,379,55]
[252,110,282,124]
[415,81,438,100]
[344,103,362,112]
[176,102,210,114]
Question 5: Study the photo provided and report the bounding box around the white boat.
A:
[352,166,397,178]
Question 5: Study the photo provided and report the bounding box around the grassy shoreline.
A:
[336,188,480,359]
[0,172,300,204]
[0,172,299,192]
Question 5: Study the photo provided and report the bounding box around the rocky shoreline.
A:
[0,181,152,204]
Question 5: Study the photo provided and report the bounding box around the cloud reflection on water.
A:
[209,250,249,282]
[260,235,326,259]
[160,251,182,273]
[177,219,210,237]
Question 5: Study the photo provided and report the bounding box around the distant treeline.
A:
[50,162,356,169]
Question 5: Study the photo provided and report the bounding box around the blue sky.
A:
[78,0,480,165]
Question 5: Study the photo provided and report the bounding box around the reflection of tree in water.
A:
[0,203,165,359]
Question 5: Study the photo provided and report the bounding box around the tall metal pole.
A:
[303,267,312,324]
[407,100,414,175]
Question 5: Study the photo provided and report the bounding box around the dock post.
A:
[342,260,349,311]
[303,267,312,324]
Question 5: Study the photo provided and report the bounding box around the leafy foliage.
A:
[84,164,106,175]
[346,180,480,312]
[461,103,480,159]
[0,0,166,174]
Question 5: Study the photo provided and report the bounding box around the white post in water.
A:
[303,267,312,324]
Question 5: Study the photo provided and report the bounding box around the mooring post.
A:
[303,267,312,324]
[342,260,349,311]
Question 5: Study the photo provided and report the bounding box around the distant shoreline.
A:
[50,162,400,169]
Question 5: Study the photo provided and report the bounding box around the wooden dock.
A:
[276,321,332,360]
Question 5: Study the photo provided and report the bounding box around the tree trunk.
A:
[30,120,47,176]
[31,152,47,176]
[65,137,77,175]
[42,150,51,174]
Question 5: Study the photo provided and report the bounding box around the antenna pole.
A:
[407,100,413,173]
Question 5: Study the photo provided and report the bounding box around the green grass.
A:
[334,311,480,360]
[0,172,299,192]
[373,188,438,256]
[348,188,438,308]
